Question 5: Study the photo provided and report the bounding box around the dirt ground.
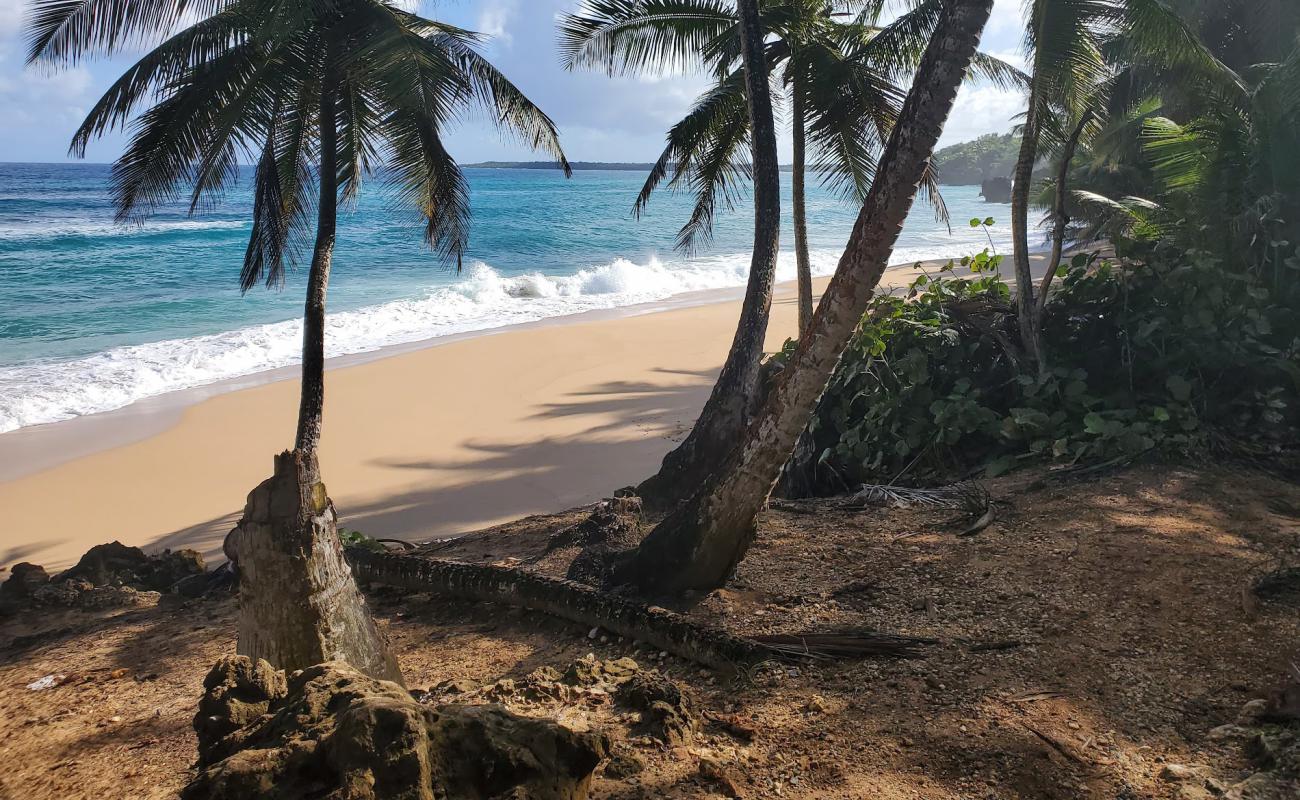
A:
[2,462,1297,799]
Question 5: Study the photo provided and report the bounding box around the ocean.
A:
[0,163,1013,433]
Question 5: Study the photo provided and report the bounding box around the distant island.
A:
[467,133,1024,187]
[464,161,661,171]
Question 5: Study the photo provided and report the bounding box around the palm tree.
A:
[32,0,568,679]
[560,0,1018,507]
[613,0,995,594]
[1007,0,1224,372]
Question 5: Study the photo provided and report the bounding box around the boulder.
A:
[184,659,608,800]
[614,669,698,746]
[1,562,49,601]
[194,656,288,760]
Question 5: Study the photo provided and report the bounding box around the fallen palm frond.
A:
[771,481,993,530]
[845,481,990,511]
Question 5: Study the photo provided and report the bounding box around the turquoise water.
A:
[0,163,1012,432]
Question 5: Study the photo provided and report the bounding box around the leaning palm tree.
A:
[560,0,1019,508]
[1007,0,1225,372]
[614,0,995,594]
[30,0,568,680]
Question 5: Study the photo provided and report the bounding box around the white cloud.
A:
[477,0,519,47]
[938,84,1026,147]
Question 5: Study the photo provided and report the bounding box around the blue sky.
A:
[0,0,1029,164]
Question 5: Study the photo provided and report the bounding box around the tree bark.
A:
[234,450,403,682]
[635,0,783,509]
[1009,90,1042,373]
[235,77,402,683]
[1034,111,1093,319]
[792,84,814,336]
[294,77,338,460]
[615,0,994,595]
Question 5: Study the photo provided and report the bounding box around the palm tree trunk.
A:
[294,88,337,461]
[1010,87,1042,372]
[635,0,782,509]
[234,77,402,683]
[1034,111,1092,319]
[792,84,814,336]
[615,0,995,594]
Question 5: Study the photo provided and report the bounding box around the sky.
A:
[0,0,1029,165]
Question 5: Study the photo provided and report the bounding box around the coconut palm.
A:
[1007,0,1225,372]
[31,0,568,680]
[559,0,1020,507]
[613,0,995,594]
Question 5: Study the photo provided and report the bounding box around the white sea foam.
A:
[0,218,249,242]
[0,236,1010,433]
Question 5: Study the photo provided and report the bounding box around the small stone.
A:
[588,627,600,639]
[1236,699,1268,726]
[1208,724,1249,742]
[805,695,829,714]
[1159,764,1205,783]
[699,756,744,798]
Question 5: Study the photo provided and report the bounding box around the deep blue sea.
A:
[0,163,1012,432]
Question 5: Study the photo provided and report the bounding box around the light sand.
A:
[0,254,1055,570]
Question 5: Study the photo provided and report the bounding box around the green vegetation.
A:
[932,133,1020,184]
[780,222,1300,489]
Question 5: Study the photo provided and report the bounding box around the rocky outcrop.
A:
[185,658,608,800]
[980,176,1012,203]
[1,542,205,612]
[55,541,205,591]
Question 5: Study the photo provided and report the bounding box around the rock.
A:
[194,656,288,762]
[1,562,49,601]
[699,756,744,798]
[805,695,829,714]
[1263,682,1300,723]
[603,752,646,779]
[563,655,641,688]
[615,670,698,746]
[703,711,757,742]
[1223,772,1299,800]
[429,677,480,696]
[138,548,206,590]
[30,577,158,610]
[1160,764,1209,783]
[185,660,608,800]
[55,541,150,586]
[1208,724,1250,742]
[49,541,205,594]
[1245,730,1299,772]
[1238,699,1269,725]
[980,176,1012,203]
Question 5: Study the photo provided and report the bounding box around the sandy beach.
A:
[0,254,1054,571]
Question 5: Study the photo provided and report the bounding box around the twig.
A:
[1023,722,1090,765]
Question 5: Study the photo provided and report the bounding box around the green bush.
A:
[780,236,1300,489]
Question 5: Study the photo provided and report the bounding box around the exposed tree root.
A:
[345,548,933,671]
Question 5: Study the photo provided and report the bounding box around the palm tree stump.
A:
[231,450,401,683]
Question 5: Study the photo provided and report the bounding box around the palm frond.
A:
[26,0,226,64]
[432,31,572,175]
[557,0,737,76]
[68,7,248,156]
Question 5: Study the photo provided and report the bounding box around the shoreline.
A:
[0,252,1057,571]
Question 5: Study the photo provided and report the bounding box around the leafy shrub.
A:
[780,233,1300,489]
